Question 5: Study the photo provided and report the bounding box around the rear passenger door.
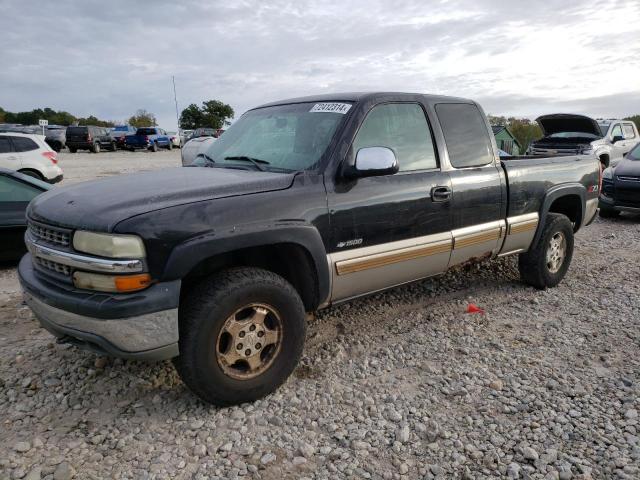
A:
[328,102,452,301]
[433,103,506,267]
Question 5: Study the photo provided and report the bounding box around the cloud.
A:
[0,0,639,128]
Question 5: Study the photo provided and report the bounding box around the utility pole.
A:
[172,76,180,132]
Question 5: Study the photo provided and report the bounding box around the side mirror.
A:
[346,146,399,178]
[612,135,624,143]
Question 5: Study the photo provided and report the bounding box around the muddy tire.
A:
[598,207,619,218]
[174,268,306,406]
[518,213,574,290]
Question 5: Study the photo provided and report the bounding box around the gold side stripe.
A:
[335,240,452,275]
[453,228,502,250]
[509,220,538,235]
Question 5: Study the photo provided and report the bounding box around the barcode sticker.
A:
[309,103,352,114]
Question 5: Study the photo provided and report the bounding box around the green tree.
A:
[179,103,204,130]
[506,117,542,152]
[624,115,640,127]
[77,115,114,127]
[179,100,234,129]
[201,100,234,129]
[128,109,157,128]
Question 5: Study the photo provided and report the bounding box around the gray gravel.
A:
[1,151,639,479]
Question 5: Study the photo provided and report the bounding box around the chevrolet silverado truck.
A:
[19,93,600,406]
[529,114,638,168]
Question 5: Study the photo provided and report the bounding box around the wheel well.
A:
[18,168,44,180]
[548,194,582,230]
[599,153,609,167]
[180,243,320,311]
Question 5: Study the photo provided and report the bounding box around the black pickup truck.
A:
[19,92,600,406]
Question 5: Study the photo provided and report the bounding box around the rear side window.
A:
[11,137,39,152]
[353,103,438,171]
[623,124,636,139]
[0,137,12,153]
[435,103,494,168]
[67,127,87,135]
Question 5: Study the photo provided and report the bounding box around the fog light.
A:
[73,272,151,293]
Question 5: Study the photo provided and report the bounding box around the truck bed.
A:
[501,154,600,218]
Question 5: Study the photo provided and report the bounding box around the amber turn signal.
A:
[115,274,152,292]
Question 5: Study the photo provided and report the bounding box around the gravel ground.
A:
[1,152,639,479]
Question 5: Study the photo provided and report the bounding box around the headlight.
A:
[602,167,613,180]
[581,147,594,155]
[73,231,146,258]
[73,272,151,293]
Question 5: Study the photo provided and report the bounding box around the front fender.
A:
[162,223,331,307]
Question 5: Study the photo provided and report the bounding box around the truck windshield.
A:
[628,143,640,161]
[195,102,350,172]
[136,128,156,135]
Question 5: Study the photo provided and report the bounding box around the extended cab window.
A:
[352,103,437,171]
[435,103,493,168]
[623,124,636,139]
[11,137,38,152]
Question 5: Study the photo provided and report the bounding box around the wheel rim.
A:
[546,231,566,273]
[215,303,283,380]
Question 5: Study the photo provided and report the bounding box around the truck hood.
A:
[614,157,640,177]
[28,167,296,231]
[536,114,602,137]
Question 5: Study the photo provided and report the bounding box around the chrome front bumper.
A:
[24,291,179,361]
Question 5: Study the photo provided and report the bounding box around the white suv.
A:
[0,133,63,183]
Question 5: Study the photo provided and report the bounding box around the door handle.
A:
[431,186,451,202]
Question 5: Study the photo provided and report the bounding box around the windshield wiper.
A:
[224,156,269,171]
[195,152,216,166]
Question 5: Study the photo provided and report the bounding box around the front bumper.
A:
[19,255,180,361]
[599,195,640,214]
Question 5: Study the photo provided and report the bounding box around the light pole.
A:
[172,76,180,132]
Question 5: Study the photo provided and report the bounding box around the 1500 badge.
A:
[337,238,363,248]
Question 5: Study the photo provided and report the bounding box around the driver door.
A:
[327,102,452,302]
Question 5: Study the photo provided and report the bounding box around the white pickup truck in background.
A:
[528,114,639,168]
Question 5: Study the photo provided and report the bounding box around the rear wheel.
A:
[92,142,101,153]
[110,142,117,151]
[151,142,158,152]
[167,141,173,150]
[518,213,574,290]
[174,268,306,406]
[69,147,77,153]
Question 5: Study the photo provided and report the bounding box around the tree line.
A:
[0,99,235,130]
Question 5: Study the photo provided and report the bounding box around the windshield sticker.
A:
[310,103,352,114]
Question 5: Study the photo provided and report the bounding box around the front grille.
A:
[29,222,71,247]
[34,256,71,276]
[618,175,640,182]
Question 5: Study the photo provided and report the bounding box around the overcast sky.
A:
[1,0,639,129]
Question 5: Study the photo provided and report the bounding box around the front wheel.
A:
[92,142,100,153]
[518,213,574,290]
[167,141,173,150]
[151,142,158,152]
[69,147,77,153]
[174,268,306,406]
[110,142,117,151]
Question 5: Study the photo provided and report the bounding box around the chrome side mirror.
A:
[346,146,399,178]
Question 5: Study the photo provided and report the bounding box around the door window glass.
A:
[0,175,43,201]
[611,124,623,139]
[352,103,437,171]
[435,103,494,168]
[11,136,39,152]
[0,137,12,154]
